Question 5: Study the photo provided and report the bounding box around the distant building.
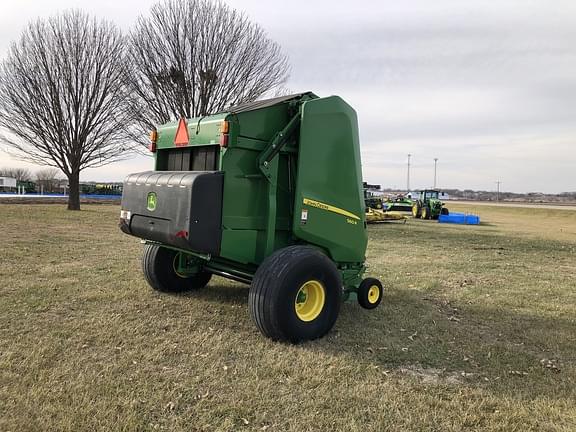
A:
[0,177,17,192]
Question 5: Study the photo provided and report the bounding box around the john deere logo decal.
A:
[147,192,157,211]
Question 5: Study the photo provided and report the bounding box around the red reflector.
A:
[175,230,188,239]
[174,118,189,147]
[220,134,229,148]
[148,141,157,153]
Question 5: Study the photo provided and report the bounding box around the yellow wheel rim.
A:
[367,285,380,304]
[412,206,418,217]
[422,208,428,218]
[294,280,325,322]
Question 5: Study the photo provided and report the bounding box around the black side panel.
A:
[188,172,223,254]
[120,171,224,255]
[205,147,216,170]
[130,215,172,245]
[160,146,219,171]
[166,148,187,171]
[191,148,205,171]
[181,150,191,171]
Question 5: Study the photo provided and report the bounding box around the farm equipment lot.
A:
[1,204,575,431]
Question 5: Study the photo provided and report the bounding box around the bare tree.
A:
[127,0,290,143]
[0,11,136,210]
[0,167,32,182]
[35,168,63,194]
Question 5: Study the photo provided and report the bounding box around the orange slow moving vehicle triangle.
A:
[174,118,189,147]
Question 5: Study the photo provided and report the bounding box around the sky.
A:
[1,0,575,193]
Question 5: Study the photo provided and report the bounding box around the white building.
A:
[0,177,17,192]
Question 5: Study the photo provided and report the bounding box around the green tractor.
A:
[412,190,449,220]
[120,93,383,343]
[363,182,384,210]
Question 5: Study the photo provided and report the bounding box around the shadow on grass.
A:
[479,221,497,227]
[180,283,249,306]
[317,287,575,400]
[177,279,573,400]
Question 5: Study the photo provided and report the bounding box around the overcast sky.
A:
[1,0,575,193]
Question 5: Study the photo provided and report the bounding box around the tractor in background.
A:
[363,182,384,209]
[412,190,449,220]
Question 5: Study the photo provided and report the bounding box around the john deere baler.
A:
[120,92,383,342]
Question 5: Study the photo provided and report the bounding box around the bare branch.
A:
[0,10,137,209]
[127,0,290,146]
[0,167,33,182]
[35,167,64,193]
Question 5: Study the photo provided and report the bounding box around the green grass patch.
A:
[0,203,575,431]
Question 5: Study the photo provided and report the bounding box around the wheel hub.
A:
[294,280,325,322]
[367,285,380,304]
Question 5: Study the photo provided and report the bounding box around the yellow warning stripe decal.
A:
[303,198,360,220]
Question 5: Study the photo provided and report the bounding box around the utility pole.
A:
[407,153,411,192]
[433,158,438,189]
[496,181,501,202]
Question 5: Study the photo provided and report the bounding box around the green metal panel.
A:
[154,114,227,170]
[292,96,367,263]
[156,114,227,150]
[218,103,297,264]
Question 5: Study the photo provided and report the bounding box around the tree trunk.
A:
[67,170,81,211]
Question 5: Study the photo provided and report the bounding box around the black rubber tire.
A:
[142,244,211,293]
[357,277,383,309]
[441,207,449,216]
[249,246,341,343]
[422,206,431,219]
[412,204,421,218]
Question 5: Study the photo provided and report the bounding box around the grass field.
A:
[1,203,575,431]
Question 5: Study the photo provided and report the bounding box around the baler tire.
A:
[249,246,341,343]
[357,278,383,309]
[142,244,211,293]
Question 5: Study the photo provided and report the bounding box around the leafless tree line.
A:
[0,167,33,182]
[0,1,290,209]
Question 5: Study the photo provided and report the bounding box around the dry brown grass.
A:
[1,203,575,431]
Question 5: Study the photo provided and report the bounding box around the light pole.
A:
[433,158,438,189]
[407,153,411,192]
[496,181,501,202]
